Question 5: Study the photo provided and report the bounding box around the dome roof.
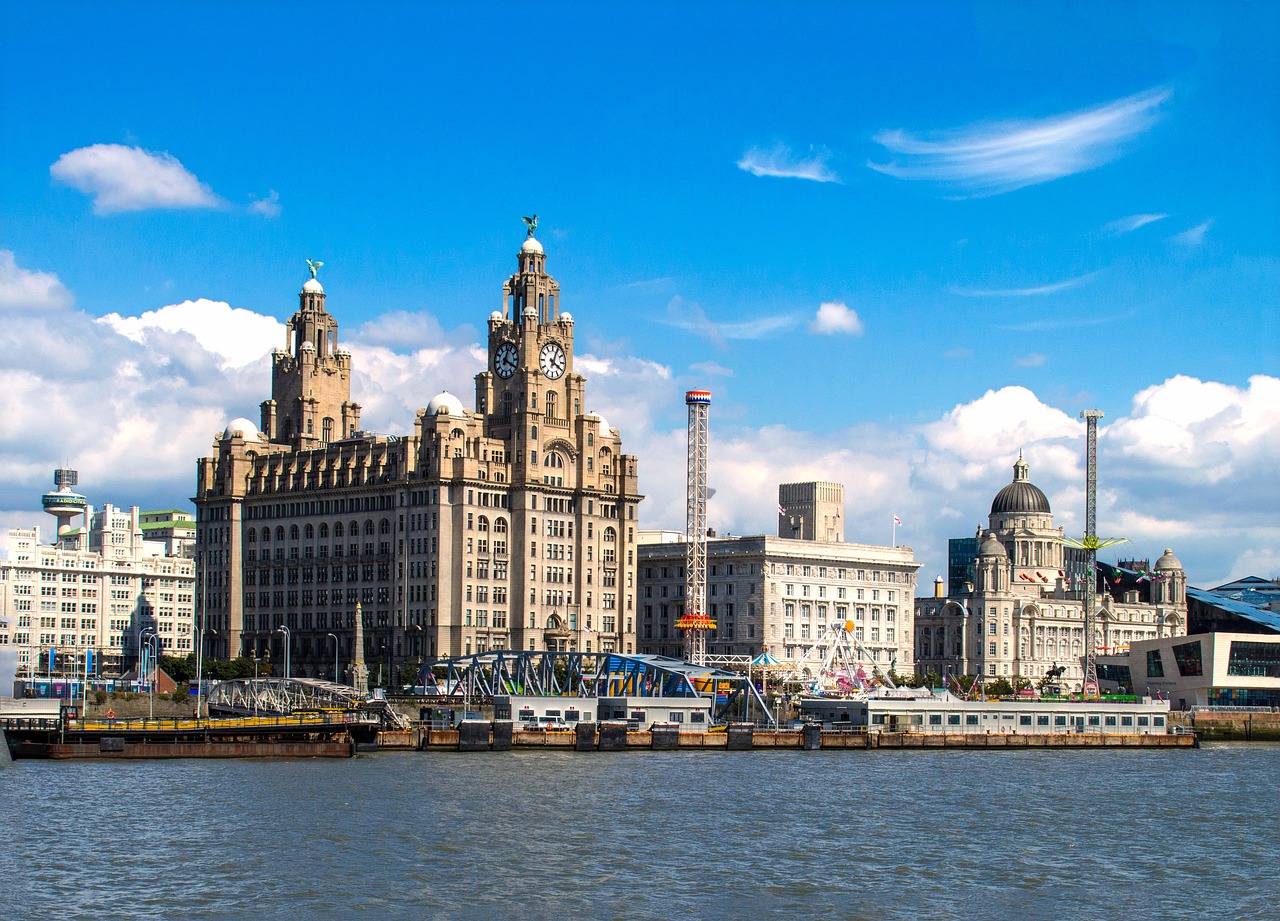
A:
[521,236,544,254]
[300,340,316,351]
[426,391,465,417]
[990,452,1051,515]
[978,531,1007,558]
[590,412,611,434]
[1155,548,1183,571]
[302,277,324,294]
[523,302,538,318]
[489,310,503,321]
[560,311,574,323]
[223,417,260,440]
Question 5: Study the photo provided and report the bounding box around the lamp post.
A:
[195,563,206,720]
[276,625,291,680]
[140,629,159,721]
[407,625,422,689]
[327,633,339,682]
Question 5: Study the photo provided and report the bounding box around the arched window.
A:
[304,524,314,540]
[261,527,271,542]
[275,526,285,541]
[494,518,508,534]
[543,452,564,468]
[604,527,617,543]
[289,525,300,541]
[546,392,558,419]
[334,522,344,538]
[318,523,329,539]
[478,516,490,532]
[247,530,257,543]
[364,520,375,536]
[349,520,359,536]
[379,518,391,535]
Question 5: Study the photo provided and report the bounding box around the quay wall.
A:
[1179,711,1280,742]
[418,723,1197,752]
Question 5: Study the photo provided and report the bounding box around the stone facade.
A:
[915,455,1188,685]
[193,236,642,678]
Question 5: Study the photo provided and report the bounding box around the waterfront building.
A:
[1097,631,1280,710]
[0,472,195,678]
[193,233,642,677]
[914,454,1188,685]
[799,694,1172,735]
[139,509,197,558]
[638,482,920,672]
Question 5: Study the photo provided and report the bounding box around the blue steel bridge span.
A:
[415,650,776,726]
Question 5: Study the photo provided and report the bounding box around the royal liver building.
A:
[194,229,642,677]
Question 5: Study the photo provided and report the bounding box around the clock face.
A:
[494,342,518,378]
[539,341,566,380]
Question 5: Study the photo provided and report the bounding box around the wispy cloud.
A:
[690,360,734,378]
[1172,219,1213,246]
[943,347,973,359]
[809,301,865,336]
[996,311,1135,332]
[1014,353,1046,368]
[51,144,225,214]
[1105,212,1167,235]
[0,250,73,310]
[737,143,840,183]
[950,272,1098,298]
[662,296,800,346]
[869,86,1170,195]
[249,190,282,217]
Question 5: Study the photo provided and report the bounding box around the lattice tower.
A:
[677,390,714,664]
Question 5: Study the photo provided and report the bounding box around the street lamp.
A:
[407,625,423,688]
[327,632,339,682]
[276,625,291,680]
[140,628,159,721]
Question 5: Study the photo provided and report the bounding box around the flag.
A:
[893,515,902,526]
[778,504,787,516]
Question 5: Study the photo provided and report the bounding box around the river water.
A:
[2,744,1276,920]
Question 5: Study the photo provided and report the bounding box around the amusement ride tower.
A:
[676,390,714,664]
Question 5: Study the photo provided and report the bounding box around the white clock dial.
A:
[539,342,566,380]
[495,342,518,378]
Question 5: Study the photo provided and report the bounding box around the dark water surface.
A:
[2,744,1276,920]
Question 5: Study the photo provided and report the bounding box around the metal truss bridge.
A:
[415,650,775,726]
[206,677,410,729]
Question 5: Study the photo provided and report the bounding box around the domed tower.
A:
[42,467,88,539]
[972,530,1010,594]
[1152,548,1186,607]
[259,262,361,448]
[988,451,1064,578]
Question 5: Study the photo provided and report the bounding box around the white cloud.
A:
[737,144,840,183]
[951,272,1099,297]
[869,86,1170,195]
[249,190,282,217]
[100,299,285,369]
[661,295,800,346]
[1014,353,1046,368]
[0,250,73,310]
[690,361,734,378]
[50,144,224,214]
[809,301,865,336]
[1172,219,1213,246]
[0,267,1272,594]
[1105,213,1167,235]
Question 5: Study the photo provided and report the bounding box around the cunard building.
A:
[194,230,642,677]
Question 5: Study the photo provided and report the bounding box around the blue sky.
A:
[2,2,1277,586]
